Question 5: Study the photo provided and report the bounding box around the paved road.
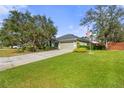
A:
[0,48,74,71]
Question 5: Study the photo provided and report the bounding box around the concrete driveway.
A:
[0,48,74,71]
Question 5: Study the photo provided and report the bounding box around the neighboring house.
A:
[57,34,89,49]
[107,42,124,50]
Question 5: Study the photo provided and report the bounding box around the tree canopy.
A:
[80,5,124,43]
[0,10,57,52]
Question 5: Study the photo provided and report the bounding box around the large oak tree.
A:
[0,10,57,52]
[80,5,124,48]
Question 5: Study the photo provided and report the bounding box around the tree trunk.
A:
[105,38,108,50]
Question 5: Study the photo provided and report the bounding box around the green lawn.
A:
[0,50,124,88]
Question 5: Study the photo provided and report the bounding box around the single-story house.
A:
[57,34,89,49]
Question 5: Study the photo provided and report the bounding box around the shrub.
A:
[76,41,80,48]
[90,44,105,50]
[45,46,54,51]
[73,47,88,53]
[79,45,88,49]
[86,43,105,50]
[76,41,88,49]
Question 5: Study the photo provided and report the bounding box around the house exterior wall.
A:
[58,42,77,50]
[107,42,124,50]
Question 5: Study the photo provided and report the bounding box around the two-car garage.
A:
[58,42,76,50]
[57,34,89,50]
[57,34,78,50]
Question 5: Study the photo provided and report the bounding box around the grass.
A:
[0,48,56,57]
[0,49,19,57]
[0,49,30,57]
[0,50,124,88]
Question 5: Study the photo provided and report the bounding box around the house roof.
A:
[57,34,92,43]
[77,37,90,43]
[57,34,79,43]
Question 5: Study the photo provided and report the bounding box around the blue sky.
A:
[0,5,94,37]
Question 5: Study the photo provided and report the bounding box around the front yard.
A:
[0,49,30,57]
[0,48,56,57]
[0,50,124,87]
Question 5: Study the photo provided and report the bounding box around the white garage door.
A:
[59,42,76,50]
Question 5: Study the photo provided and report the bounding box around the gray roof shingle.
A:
[57,34,90,43]
[57,34,79,42]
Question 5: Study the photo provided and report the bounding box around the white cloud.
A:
[0,5,28,15]
[0,6,8,14]
[0,20,3,23]
[68,25,74,30]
